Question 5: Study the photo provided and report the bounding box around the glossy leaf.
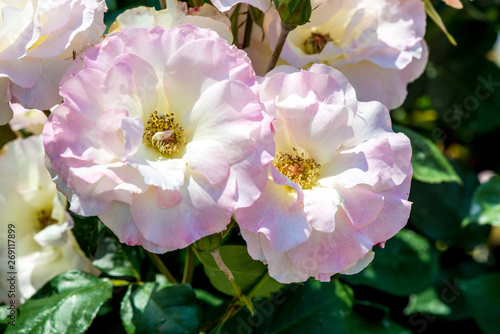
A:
[342,229,439,296]
[120,282,201,334]
[196,245,283,298]
[5,270,113,334]
[255,280,353,334]
[460,273,500,334]
[465,175,500,226]
[92,233,142,280]
[404,287,452,316]
[409,164,490,250]
[394,125,461,184]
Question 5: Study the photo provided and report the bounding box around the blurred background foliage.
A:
[2,0,500,333]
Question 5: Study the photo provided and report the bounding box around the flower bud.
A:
[193,233,222,252]
[272,0,311,26]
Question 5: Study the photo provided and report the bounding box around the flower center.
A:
[273,148,321,189]
[37,209,57,232]
[143,110,186,155]
[303,32,333,55]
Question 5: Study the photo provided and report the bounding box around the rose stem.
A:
[146,251,178,284]
[265,21,296,73]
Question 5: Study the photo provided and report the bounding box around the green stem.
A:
[182,246,196,284]
[146,251,178,284]
[265,21,296,73]
[111,279,134,287]
[242,11,253,49]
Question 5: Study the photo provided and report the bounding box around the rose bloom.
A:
[0,136,99,304]
[0,0,107,125]
[210,0,270,13]
[44,25,272,253]
[235,64,413,283]
[109,0,233,43]
[248,0,428,109]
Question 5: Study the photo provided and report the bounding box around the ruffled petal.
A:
[130,172,235,249]
[236,173,310,252]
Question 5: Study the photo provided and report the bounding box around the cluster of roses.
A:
[1,0,426,303]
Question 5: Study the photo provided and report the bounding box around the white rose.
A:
[0,0,107,125]
[247,0,428,109]
[0,136,99,305]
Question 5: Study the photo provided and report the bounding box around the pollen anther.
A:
[273,148,321,189]
[143,111,186,155]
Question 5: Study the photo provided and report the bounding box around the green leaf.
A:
[423,0,457,45]
[6,270,113,334]
[120,286,135,334]
[120,282,201,334]
[92,233,142,280]
[460,273,500,334]
[465,175,500,227]
[194,289,225,307]
[70,214,103,258]
[1,305,14,331]
[196,245,283,298]
[409,167,490,249]
[254,280,353,334]
[0,307,10,322]
[404,287,452,316]
[394,125,461,184]
[342,229,439,296]
[248,5,265,41]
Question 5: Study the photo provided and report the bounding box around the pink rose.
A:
[235,64,413,283]
[44,25,273,253]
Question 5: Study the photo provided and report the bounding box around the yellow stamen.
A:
[143,110,186,155]
[273,148,321,189]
